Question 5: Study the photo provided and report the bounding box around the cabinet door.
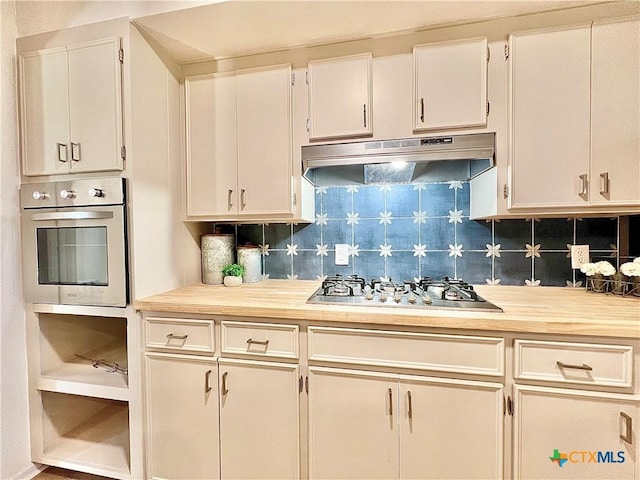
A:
[185,73,238,217]
[236,65,293,216]
[514,385,638,479]
[308,367,398,480]
[509,27,591,208]
[219,359,300,479]
[145,354,219,480]
[67,38,123,173]
[308,53,372,140]
[399,376,504,479]
[413,38,488,131]
[590,18,640,206]
[19,47,70,176]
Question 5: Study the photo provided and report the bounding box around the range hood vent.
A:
[302,132,495,185]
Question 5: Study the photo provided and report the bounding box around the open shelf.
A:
[41,392,131,478]
[38,314,128,399]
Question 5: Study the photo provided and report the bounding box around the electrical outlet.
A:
[335,244,350,266]
[570,245,590,269]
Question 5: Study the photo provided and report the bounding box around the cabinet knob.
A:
[60,189,76,200]
[32,191,48,201]
[88,188,104,198]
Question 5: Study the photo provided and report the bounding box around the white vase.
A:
[223,275,242,287]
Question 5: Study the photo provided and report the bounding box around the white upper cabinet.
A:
[590,18,640,206]
[236,65,293,216]
[185,73,238,217]
[413,37,488,131]
[509,26,591,209]
[19,38,124,176]
[509,20,640,211]
[307,53,372,140]
[185,65,296,220]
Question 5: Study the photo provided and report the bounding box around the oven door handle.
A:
[30,211,114,221]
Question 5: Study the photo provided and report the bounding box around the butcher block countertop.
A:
[135,280,640,339]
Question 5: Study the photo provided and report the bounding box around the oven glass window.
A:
[36,227,108,286]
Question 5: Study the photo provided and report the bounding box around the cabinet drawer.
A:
[145,317,215,355]
[221,321,299,359]
[308,326,504,376]
[514,340,633,388]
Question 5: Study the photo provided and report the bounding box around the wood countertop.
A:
[134,280,640,339]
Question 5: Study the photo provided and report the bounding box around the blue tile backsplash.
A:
[233,180,635,287]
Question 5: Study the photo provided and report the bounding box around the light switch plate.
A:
[335,244,350,266]
[570,245,590,269]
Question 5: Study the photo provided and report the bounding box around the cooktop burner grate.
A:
[308,274,502,312]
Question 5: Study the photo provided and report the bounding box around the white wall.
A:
[0,1,33,478]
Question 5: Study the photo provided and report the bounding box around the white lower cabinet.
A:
[145,353,219,480]
[513,385,638,479]
[308,368,398,479]
[218,358,300,479]
[308,366,504,479]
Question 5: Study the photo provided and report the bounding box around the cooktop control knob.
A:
[32,191,48,200]
[88,188,104,198]
[379,292,388,302]
[408,293,417,304]
[421,294,432,305]
[60,189,76,199]
[393,292,403,303]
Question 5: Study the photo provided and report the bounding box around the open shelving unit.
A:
[26,305,140,480]
[41,392,130,476]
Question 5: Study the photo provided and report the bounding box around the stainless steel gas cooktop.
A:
[307,275,503,312]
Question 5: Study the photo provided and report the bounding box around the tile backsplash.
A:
[233,181,636,286]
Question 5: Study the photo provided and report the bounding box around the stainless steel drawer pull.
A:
[71,142,81,162]
[388,388,393,416]
[407,391,413,420]
[205,369,212,393]
[419,98,425,123]
[241,189,247,208]
[222,371,229,395]
[556,361,593,371]
[247,338,269,346]
[56,142,68,162]
[600,172,610,196]
[579,174,588,197]
[620,412,633,444]
[166,333,188,340]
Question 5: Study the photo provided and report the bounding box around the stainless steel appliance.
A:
[307,274,502,312]
[302,132,495,184]
[21,177,128,307]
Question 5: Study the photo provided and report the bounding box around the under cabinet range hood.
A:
[302,132,495,185]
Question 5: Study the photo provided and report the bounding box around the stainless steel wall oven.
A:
[21,177,128,307]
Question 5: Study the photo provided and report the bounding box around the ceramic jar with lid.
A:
[201,233,235,284]
[237,244,262,283]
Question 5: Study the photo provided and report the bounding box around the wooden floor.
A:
[34,467,110,480]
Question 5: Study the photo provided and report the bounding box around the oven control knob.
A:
[60,189,76,199]
[32,191,48,200]
[88,188,104,198]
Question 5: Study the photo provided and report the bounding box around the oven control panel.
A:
[21,177,125,209]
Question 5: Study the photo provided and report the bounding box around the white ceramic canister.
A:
[237,244,262,283]
[201,233,235,285]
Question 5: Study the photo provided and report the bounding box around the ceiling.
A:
[133,0,611,64]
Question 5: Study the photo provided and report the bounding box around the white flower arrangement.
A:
[580,260,616,276]
[620,258,640,277]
